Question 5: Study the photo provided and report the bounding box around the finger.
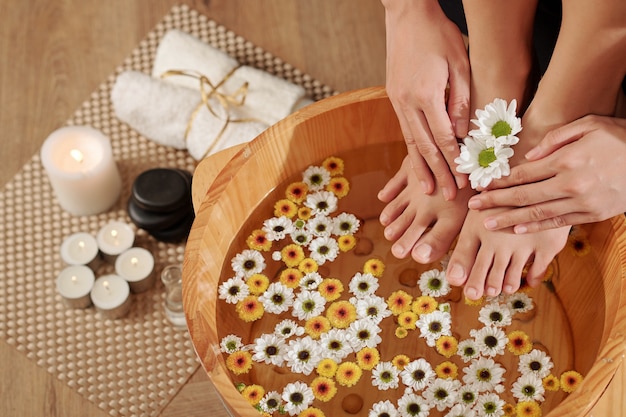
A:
[525,117,591,161]
[481,158,557,191]
[447,60,470,190]
[514,212,592,234]
[482,198,574,231]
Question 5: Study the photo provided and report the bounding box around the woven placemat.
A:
[0,4,334,417]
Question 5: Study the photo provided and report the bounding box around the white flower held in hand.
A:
[455,98,522,189]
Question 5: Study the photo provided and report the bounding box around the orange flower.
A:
[568,233,591,257]
[356,347,380,370]
[241,384,265,406]
[298,407,326,417]
[412,295,438,315]
[298,206,312,220]
[318,278,344,301]
[337,235,357,252]
[398,311,418,330]
[395,327,409,339]
[304,316,331,339]
[246,229,272,251]
[336,361,362,387]
[279,268,303,288]
[392,354,411,370]
[387,290,413,315]
[246,273,269,295]
[507,330,533,355]
[285,181,308,204]
[435,361,458,379]
[274,198,298,218]
[543,374,560,391]
[226,350,253,375]
[326,177,350,198]
[322,156,344,176]
[363,258,385,278]
[281,244,305,268]
[515,400,542,417]
[235,295,264,322]
[316,358,338,378]
[298,257,319,274]
[560,370,584,393]
[502,403,516,416]
[310,376,337,402]
[435,335,458,358]
[325,300,357,329]
[463,295,485,306]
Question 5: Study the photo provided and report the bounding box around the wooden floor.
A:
[0,0,386,415]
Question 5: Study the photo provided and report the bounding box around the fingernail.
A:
[465,287,478,300]
[442,187,452,201]
[455,176,464,189]
[413,244,432,263]
[447,263,465,282]
[420,181,429,194]
[525,148,539,160]
[379,213,388,226]
[468,198,481,209]
[514,225,528,234]
[484,219,497,230]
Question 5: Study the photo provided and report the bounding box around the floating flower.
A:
[285,336,322,376]
[507,330,533,356]
[371,361,400,390]
[542,374,560,391]
[350,272,380,298]
[274,319,305,339]
[455,135,515,189]
[515,401,542,417]
[231,249,266,278]
[387,290,414,315]
[253,333,287,366]
[469,98,521,144]
[502,403,516,417]
[369,400,399,417]
[286,181,309,204]
[325,300,357,329]
[512,373,545,402]
[220,334,243,354]
[246,273,270,295]
[397,391,431,417]
[395,327,409,339]
[310,376,337,402]
[246,229,272,251]
[298,407,326,417]
[298,257,319,274]
[281,244,306,267]
[337,235,357,251]
[279,268,304,289]
[518,349,553,379]
[356,347,381,370]
[464,295,485,307]
[259,282,295,315]
[400,358,435,392]
[275,198,298,218]
[259,391,283,414]
[292,290,326,321]
[226,350,253,375]
[332,212,360,236]
[392,354,411,371]
[436,335,459,358]
[291,228,313,246]
[356,295,392,323]
[462,357,506,393]
[363,258,385,278]
[416,310,452,347]
[424,378,461,412]
[478,303,512,328]
[318,278,344,301]
[560,370,584,393]
[336,361,362,387]
[263,216,294,242]
[346,319,382,351]
[445,403,476,417]
[322,156,344,176]
[326,177,350,198]
[457,339,480,363]
[309,236,339,265]
[316,358,338,378]
[304,315,331,339]
[474,392,506,417]
[218,276,250,304]
[305,191,338,216]
[241,384,265,406]
[307,215,334,237]
[300,272,323,290]
[567,233,591,257]
[506,292,534,315]
[236,295,265,322]
[282,381,315,416]
[471,326,507,357]
[418,268,451,297]
[302,165,331,191]
[398,310,419,330]
[298,206,313,220]
[319,328,353,362]
[435,361,459,380]
[412,295,438,315]
[458,383,479,408]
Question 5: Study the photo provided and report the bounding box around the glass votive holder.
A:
[161,264,186,328]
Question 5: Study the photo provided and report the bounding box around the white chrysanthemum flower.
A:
[457,383,480,408]
[473,392,506,417]
[397,391,431,417]
[231,249,266,278]
[259,282,294,314]
[299,272,323,290]
[274,319,305,339]
[332,212,361,236]
[416,310,452,347]
[470,98,522,145]
[219,334,243,354]
[371,361,400,390]
[455,135,515,190]
[518,349,554,378]
[418,268,451,297]
[478,302,512,328]
[282,380,315,415]
[471,326,507,357]
[271,251,282,261]
[259,391,283,414]
[346,319,382,351]
[218,276,250,304]
[424,378,461,412]
[369,400,399,417]
[309,236,339,265]
[262,216,294,241]
[400,358,435,392]
[253,333,287,366]
[302,165,331,191]
[292,290,326,321]
[356,295,392,323]
[506,292,534,315]
[349,272,380,298]
[285,336,322,376]
[462,357,506,393]
[445,403,476,417]
[457,339,480,363]
[304,190,338,216]
[290,228,312,246]
[319,328,353,362]
[306,214,334,237]
[512,373,545,402]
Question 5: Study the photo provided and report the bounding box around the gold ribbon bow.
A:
[161,66,264,160]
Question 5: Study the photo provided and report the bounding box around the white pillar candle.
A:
[90,274,132,319]
[40,126,122,216]
[115,247,155,293]
[56,265,95,309]
[60,232,101,270]
[96,221,135,263]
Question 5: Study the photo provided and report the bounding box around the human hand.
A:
[382,0,470,200]
[467,115,626,233]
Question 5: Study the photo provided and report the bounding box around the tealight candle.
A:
[96,221,135,263]
[55,265,95,308]
[90,274,131,319]
[60,232,101,270]
[115,247,155,293]
[40,126,122,216]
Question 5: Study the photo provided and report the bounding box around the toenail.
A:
[447,263,465,282]
[413,244,432,262]
[486,287,498,297]
[465,287,478,300]
[503,285,514,293]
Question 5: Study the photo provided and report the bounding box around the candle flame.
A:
[131,257,138,266]
[78,240,85,250]
[71,275,77,283]
[103,280,110,291]
[70,149,84,163]
[110,229,118,238]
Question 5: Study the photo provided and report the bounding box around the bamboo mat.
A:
[0,4,333,416]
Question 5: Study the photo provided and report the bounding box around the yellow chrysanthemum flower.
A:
[568,234,591,257]
[304,315,331,339]
[235,295,264,322]
[502,403,516,417]
[387,290,413,315]
[337,235,357,252]
[392,354,411,370]
[322,156,344,176]
[298,407,326,417]
[435,361,458,379]
[310,376,337,402]
[279,267,303,288]
[318,278,344,301]
[356,347,380,371]
[363,258,385,278]
[246,229,272,251]
[246,273,270,295]
[395,327,409,339]
[560,370,584,393]
[412,295,438,315]
[241,384,265,406]
[316,358,338,378]
[464,295,485,306]
[398,311,418,330]
[435,335,459,358]
[336,361,362,387]
[281,243,306,268]
[298,206,313,220]
[285,181,308,204]
[515,400,542,417]
[326,177,350,198]
[543,374,560,391]
[274,198,298,218]
[325,300,357,329]
[298,257,319,274]
[226,350,253,375]
[507,330,533,355]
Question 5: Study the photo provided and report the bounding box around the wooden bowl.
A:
[183,87,626,416]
